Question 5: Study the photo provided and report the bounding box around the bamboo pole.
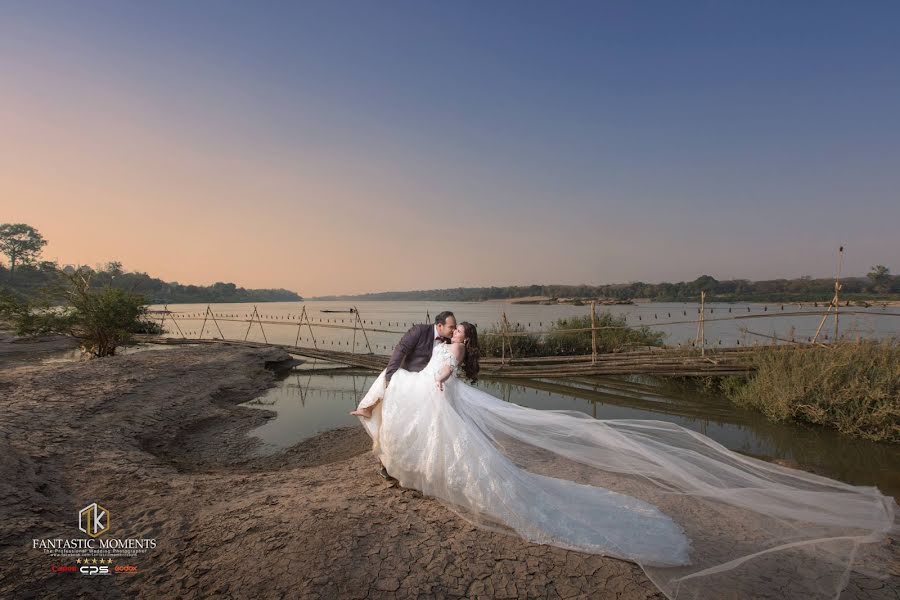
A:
[812,246,844,345]
[500,312,507,365]
[243,305,268,343]
[351,308,358,355]
[696,291,706,356]
[354,306,373,354]
[160,304,186,338]
[304,306,318,349]
[198,305,209,340]
[501,311,514,365]
[740,327,827,347]
[590,300,598,365]
[294,307,308,346]
[834,245,843,341]
[208,306,224,339]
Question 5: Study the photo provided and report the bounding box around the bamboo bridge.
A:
[133,284,900,379]
[136,297,821,377]
[136,335,759,378]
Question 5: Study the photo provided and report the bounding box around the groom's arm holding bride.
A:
[351,324,425,418]
[385,323,427,388]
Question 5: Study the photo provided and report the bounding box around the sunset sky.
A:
[2,2,898,296]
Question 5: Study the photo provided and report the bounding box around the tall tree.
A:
[0,223,47,278]
[866,265,891,292]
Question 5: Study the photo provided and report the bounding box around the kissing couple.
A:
[348,311,894,599]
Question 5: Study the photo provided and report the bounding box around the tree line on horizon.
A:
[0,223,302,304]
[315,270,899,303]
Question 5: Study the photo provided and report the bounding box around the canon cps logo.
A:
[78,502,110,538]
[80,565,110,576]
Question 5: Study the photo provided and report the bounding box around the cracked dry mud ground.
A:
[0,344,896,599]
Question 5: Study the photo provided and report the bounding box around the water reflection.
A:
[241,360,900,498]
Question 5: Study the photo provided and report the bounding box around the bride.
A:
[352,322,896,599]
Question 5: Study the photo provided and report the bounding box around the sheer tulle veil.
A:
[357,363,897,599]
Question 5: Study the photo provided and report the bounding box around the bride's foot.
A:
[350,406,373,418]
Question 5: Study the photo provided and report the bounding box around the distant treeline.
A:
[315,271,899,303]
[0,261,302,304]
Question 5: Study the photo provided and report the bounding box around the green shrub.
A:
[480,322,543,358]
[544,314,666,355]
[0,269,160,357]
[479,312,666,358]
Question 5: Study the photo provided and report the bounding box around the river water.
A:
[236,359,899,500]
[145,300,898,499]
[149,299,900,352]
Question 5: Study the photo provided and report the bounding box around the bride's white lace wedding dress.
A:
[355,343,896,599]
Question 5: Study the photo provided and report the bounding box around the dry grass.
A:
[726,339,899,443]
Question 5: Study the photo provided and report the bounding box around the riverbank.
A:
[0,344,664,599]
[1,345,896,598]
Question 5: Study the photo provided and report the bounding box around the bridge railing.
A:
[144,300,899,365]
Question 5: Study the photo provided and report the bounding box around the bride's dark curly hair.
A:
[458,321,481,382]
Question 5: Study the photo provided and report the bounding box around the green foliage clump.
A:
[479,312,666,358]
[543,314,665,355]
[479,322,543,358]
[0,269,161,357]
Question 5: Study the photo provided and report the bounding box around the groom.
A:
[385,310,457,386]
[376,310,457,481]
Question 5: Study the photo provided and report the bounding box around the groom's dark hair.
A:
[434,311,455,325]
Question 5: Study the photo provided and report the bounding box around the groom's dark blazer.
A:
[385,323,449,384]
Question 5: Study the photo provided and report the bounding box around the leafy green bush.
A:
[544,314,666,355]
[0,269,160,357]
[480,322,543,358]
[479,312,666,358]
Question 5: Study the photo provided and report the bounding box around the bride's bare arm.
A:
[435,344,465,391]
[434,365,453,387]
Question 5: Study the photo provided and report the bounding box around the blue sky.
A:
[2,2,898,294]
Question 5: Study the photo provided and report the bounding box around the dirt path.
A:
[0,344,895,599]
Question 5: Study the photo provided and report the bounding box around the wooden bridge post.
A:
[591,301,598,365]
[161,304,186,339]
[258,307,268,344]
[500,311,513,365]
[243,307,254,341]
[244,305,268,343]
[696,291,706,356]
[834,245,843,341]
[199,305,209,340]
[812,246,844,345]
[351,309,358,355]
[294,306,318,349]
[354,306,373,354]
[209,306,225,339]
[294,306,304,347]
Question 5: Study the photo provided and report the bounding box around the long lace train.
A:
[355,347,896,599]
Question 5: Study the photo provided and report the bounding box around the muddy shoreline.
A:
[0,343,896,599]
